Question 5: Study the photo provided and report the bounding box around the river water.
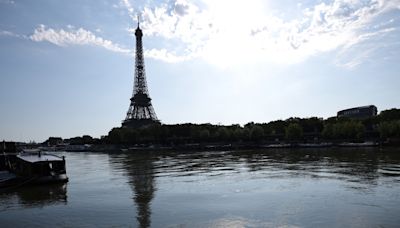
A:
[1,148,400,227]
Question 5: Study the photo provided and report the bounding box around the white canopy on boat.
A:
[17,153,63,163]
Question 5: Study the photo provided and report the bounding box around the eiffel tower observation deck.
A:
[122,19,159,128]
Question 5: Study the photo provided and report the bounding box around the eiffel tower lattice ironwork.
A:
[122,19,159,128]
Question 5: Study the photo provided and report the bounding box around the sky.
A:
[0,0,400,142]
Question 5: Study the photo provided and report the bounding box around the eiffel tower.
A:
[122,19,159,128]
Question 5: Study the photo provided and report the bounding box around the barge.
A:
[1,145,68,189]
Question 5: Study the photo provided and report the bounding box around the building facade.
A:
[337,105,378,119]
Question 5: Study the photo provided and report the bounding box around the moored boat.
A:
[1,149,68,189]
[14,150,69,184]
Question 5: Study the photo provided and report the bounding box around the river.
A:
[1,148,400,227]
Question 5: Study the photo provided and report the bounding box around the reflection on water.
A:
[125,148,393,185]
[0,183,67,211]
[107,148,400,227]
[1,148,400,227]
[115,153,156,228]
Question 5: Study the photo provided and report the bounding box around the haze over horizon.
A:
[1,0,400,142]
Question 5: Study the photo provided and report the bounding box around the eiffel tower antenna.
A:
[122,17,159,128]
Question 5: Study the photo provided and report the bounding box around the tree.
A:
[341,121,365,140]
[232,128,243,141]
[199,129,210,141]
[267,120,287,136]
[378,120,400,139]
[242,127,251,141]
[250,125,264,142]
[125,129,139,143]
[322,123,335,139]
[285,123,303,141]
[108,128,123,144]
[326,120,365,141]
[299,117,323,134]
[379,109,400,122]
[216,127,230,141]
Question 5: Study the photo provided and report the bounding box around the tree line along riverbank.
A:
[98,108,400,148]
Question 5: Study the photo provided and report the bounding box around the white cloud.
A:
[27,0,400,68]
[28,24,190,61]
[0,30,29,40]
[144,48,193,63]
[30,25,131,54]
[121,0,133,13]
[125,0,400,68]
[121,0,134,19]
[0,30,19,37]
[335,27,396,69]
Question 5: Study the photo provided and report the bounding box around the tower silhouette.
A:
[123,19,159,128]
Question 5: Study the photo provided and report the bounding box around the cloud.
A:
[144,48,193,63]
[335,27,397,69]
[28,24,189,61]
[0,30,29,40]
[25,0,400,67]
[121,0,135,20]
[124,0,400,67]
[0,30,21,38]
[121,0,133,13]
[131,0,215,64]
[173,0,191,16]
[30,25,131,54]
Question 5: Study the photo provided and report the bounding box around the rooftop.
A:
[17,152,63,163]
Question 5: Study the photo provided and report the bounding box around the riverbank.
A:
[12,138,400,153]
[87,140,398,153]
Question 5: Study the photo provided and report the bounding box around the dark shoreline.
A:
[86,140,400,153]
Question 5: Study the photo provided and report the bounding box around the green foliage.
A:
[199,129,210,140]
[379,109,400,122]
[299,117,323,133]
[250,125,264,141]
[285,123,303,141]
[322,120,365,141]
[266,120,287,136]
[342,121,365,140]
[242,127,251,141]
[101,108,400,145]
[108,128,123,144]
[231,128,244,141]
[321,123,335,139]
[378,120,400,139]
[216,127,230,141]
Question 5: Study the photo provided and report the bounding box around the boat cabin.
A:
[14,151,68,183]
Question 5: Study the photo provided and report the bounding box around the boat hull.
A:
[1,173,68,190]
[33,174,69,184]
